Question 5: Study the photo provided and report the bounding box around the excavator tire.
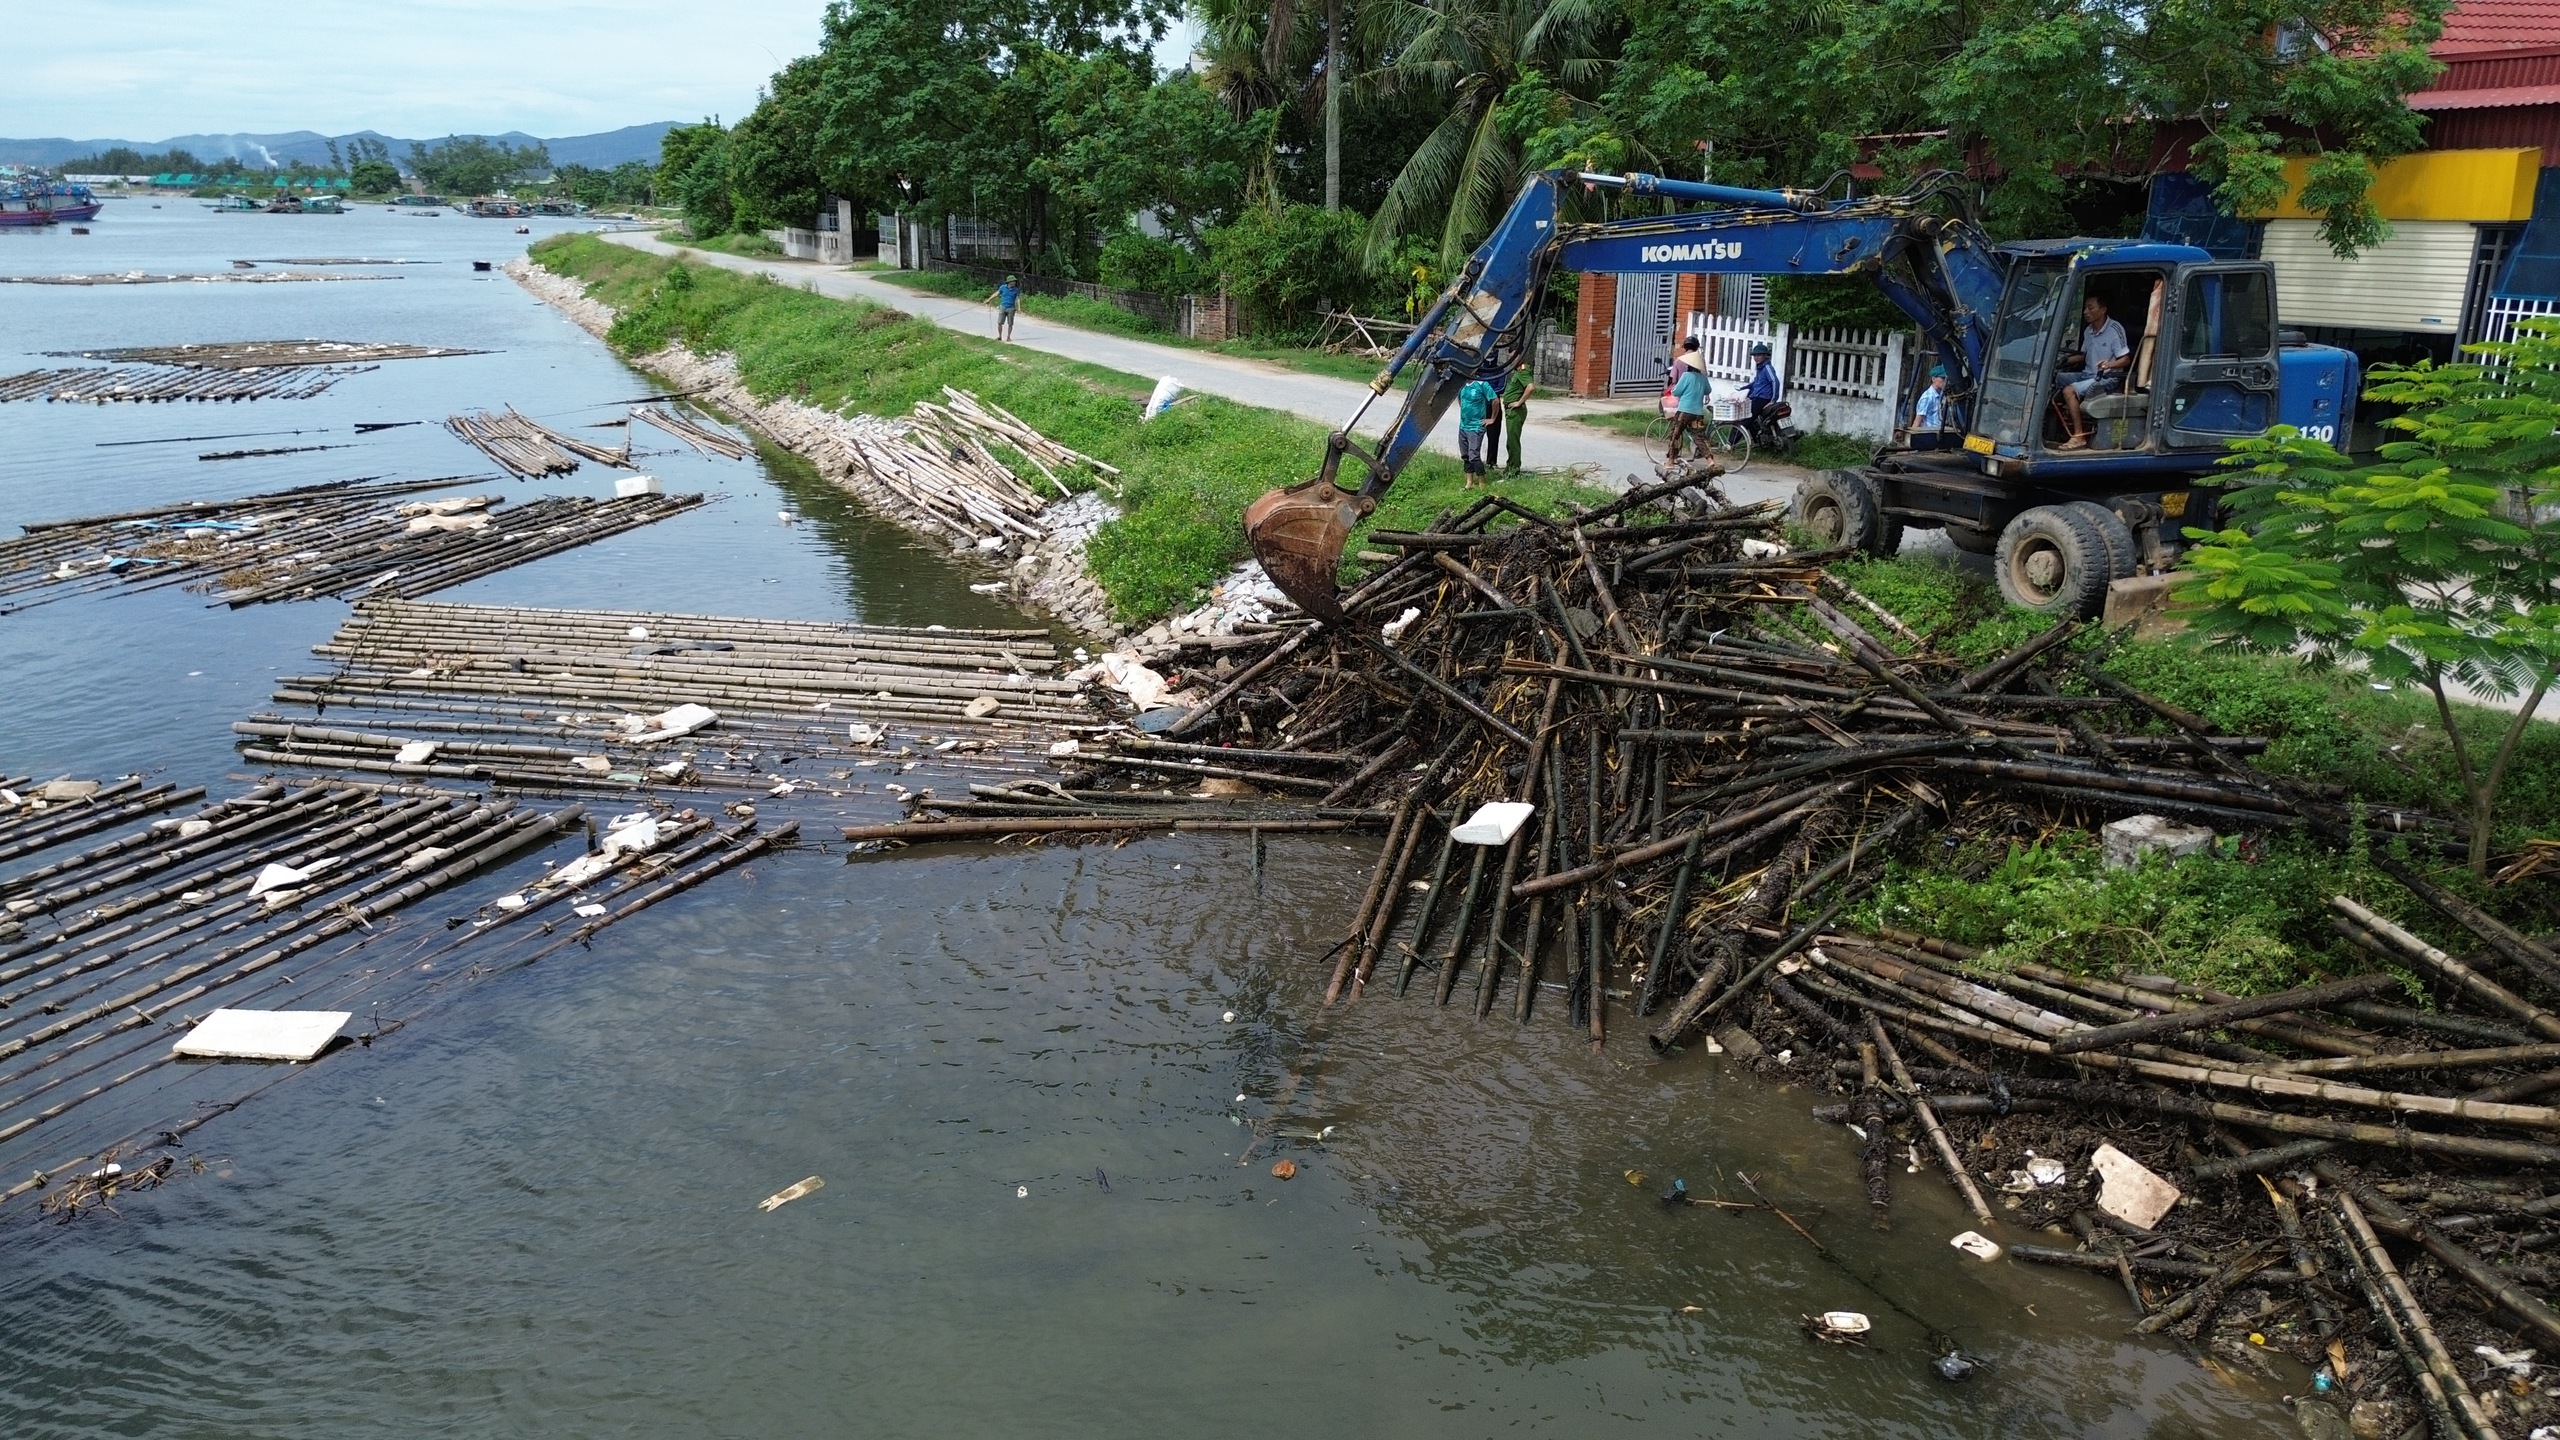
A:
[1994,504,2118,617]
[2062,500,2140,583]
[1791,470,1894,555]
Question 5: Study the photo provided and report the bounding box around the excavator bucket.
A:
[1244,477,1375,625]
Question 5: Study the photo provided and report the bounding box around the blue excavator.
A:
[1243,168,2358,620]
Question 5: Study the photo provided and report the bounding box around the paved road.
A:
[598,230,1810,510]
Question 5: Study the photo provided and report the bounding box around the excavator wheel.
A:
[1994,504,2120,617]
[1791,470,1896,555]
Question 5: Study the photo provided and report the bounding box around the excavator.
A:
[1243,168,2358,621]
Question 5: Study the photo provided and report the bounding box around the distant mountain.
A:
[0,122,678,170]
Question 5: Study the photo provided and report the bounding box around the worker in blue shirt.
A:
[987,274,1021,341]
[1456,375,1500,486]
[1745,340,1782,437]
[1910,366,1948,444]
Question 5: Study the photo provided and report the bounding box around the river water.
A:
[0,203,2289,1437]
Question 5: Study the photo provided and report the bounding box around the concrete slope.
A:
[595,230,1809,510]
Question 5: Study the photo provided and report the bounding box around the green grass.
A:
[532,233,1608,625]
[1789,429,1873,471]
[1822,550,2560,993]
[1570,408,1658,439]
[672,230,786,258]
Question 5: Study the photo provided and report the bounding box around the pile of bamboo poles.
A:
[58,340,483,369]
[445,406,631,476]
[0,479,704,613]
[0,365,361,404]
[0,775,797,1222]
[633,404,755,459]
[239,599,1090,810]
[818,386,1119,547]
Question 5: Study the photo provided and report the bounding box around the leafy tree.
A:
[659,120,735,234]
[1359,0,1617,265]
[1589,0,2447,257]
[554,161,657,208]
[732,56,830,228]
[1053,68,1257,243]
[348,158,402,194]
[2177,324,2560,875]
[1204,202,1369,334]
[407,136,551,196]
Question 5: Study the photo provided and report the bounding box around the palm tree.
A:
[1199,0,1363,212]
[1361,0,1614,263]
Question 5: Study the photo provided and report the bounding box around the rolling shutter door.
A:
[2258,219,2476,334]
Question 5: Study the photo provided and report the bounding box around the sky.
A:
[5,1,1202,142]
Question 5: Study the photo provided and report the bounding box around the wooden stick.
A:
[1867,1014,1994,1226]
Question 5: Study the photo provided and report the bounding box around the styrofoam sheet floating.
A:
[172,1008,351,1062]
[1451,801,1535,846]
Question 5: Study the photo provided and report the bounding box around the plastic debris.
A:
[621,702,719,743]
[1379,606,1422,644]
[1270,1159,1298,1180]
[962,695,1000,719]
[2090,1142,2181,1230]
[249,861,313,897]
[401,846,454,872]
[1950,1230,2002,1261]
[1144,376,1184,419]
[1016,1184,1029,1198]
[1451,801,1535,846]
[172,1007,350,1061]
[1807,1312,1871,1343]
[573,903,607,918]
[847,723,880,745]
[394,740,440,765]
[1221,1011,1237,1023]
[177,818,213,839]
[1047,739,1079,757]
[571,756,612,773]
[968,581,1006,594]
[758,1175,823,1212]
[494,894,527,911]
[1933,1350,1985,1381]
[37,779,101,802]
[2478,1346,2538,1377]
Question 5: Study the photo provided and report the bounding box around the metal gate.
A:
[1610,272,1678,394]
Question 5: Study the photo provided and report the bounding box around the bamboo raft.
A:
[445,406,631,476]
[839,468,2560,1431]
[237,600,1095,815]
[0,365,364,404]
[0,775,793,1221]
[773,386,1119,548]
[633,404,755,459]
[0,272,403,286]
[0,478,705,614]
[57,340,485,369]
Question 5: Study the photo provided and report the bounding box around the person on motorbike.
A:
[1744,340,1783,442]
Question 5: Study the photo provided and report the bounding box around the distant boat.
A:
[467,198,525,219]
[390,194,447,209]
[0,183,53,227]
[34,182,100,223]
[205,195,260,212]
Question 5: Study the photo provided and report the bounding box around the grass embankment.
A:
[866,267,1406,385]
[1820,553,2560,997]
[666,229,785,258]
[532,232,1609,623]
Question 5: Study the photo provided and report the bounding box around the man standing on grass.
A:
[988,274,1021,341]
[1457,374,1499,488]
[1495,369,1534,474]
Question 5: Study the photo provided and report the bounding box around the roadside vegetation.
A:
[535,233,1609,622]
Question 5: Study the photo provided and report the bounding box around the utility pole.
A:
[1324,0,1342,213]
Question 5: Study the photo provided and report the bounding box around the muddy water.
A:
[0,204,2287,1437]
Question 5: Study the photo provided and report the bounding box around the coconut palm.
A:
[1361,0,1615,263]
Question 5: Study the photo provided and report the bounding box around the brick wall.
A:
[1571,271,1618,397]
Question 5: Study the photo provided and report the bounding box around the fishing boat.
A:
[467,198,525,219]
[0,182,54,227]
[300,194,345,214]
[35,182,100,223]
[205,194,260,212]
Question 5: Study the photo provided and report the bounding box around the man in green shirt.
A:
[1488,370,1533,473]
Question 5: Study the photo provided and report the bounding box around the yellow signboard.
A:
[2254,148,2539,224]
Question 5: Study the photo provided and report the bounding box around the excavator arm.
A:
[1245,169,2004,621]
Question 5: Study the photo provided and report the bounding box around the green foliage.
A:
[1594,0,2447,254]
[406,135,550,196]
[729,57,828,229]
[553,160,656,208]
[659,120,735,236]
[533,233,1542,625]
[1767,275,1910,333]
[1097,231,1209,295]
[1203,202,1370,337]
[1856,832,2386,997]
[1787,429,1875,472]
[2178,322,2560,871]
[347,159,401,195]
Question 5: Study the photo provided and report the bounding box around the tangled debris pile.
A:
[842,470,2560,1429]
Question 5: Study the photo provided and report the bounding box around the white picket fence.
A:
[1680,311,1910,442]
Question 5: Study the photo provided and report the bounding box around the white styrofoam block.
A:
[1451,801,1535,846]
[172,1008,352,1062]
[614,474,663,497]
